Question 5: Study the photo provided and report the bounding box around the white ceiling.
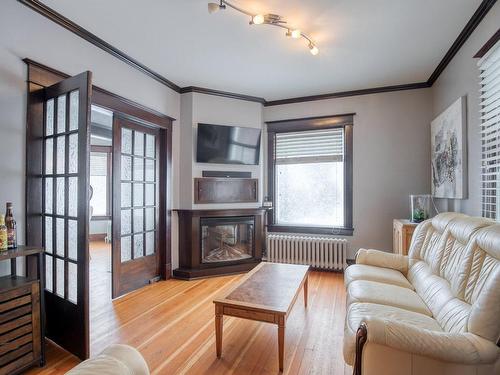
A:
[40,0,482,101]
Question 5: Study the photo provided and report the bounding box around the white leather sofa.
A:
[343,213,500,375]
[65,344,149,375]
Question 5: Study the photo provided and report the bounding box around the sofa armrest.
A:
[359,318,500,365]
[355,249,409,273]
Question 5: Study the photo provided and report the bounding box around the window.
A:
[479,40,500,219]
[90,147,111,218]
[267,115,353,235]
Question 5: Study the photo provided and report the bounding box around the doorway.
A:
[25,59,173,360]
[89,105,113,318]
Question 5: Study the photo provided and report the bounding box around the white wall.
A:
[177,92,264,210]
[0,1,180,275]
[264,89,433,258]
[431,3,499,216]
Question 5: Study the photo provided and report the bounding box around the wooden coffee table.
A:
[213,262,310,372]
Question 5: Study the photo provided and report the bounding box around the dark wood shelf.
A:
[0,275,38,290]
[0,246,45,374]
[0,246,44,262]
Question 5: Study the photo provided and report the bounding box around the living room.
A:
[0,0,499,374]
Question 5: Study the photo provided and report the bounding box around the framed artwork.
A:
[431,96,467,199]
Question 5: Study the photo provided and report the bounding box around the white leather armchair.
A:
[65,344,149,375]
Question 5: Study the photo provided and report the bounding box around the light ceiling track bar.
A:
[17,0,181,92]
[209,0,319,55]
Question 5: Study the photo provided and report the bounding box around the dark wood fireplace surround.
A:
[173,208,265,279]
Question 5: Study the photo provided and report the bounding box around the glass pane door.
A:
[40,71,92,360]
[112,117,160,298]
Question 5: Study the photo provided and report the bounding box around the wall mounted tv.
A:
[196,123,261,165]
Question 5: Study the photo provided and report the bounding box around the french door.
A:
[40,72,92,359]
[112,116,161,298]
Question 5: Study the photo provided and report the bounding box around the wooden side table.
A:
[0,246,45,374]
[393,220,418,255]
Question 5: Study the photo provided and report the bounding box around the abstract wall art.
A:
[431,96,467,199]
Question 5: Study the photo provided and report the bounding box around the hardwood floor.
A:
[26,252,350,374]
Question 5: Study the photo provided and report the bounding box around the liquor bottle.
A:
[5,202,17,249]
[0,214,7,251]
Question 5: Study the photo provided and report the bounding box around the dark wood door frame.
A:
[90,145,112,220]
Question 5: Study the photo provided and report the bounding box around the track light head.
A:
[208,2,225,14]
[250,14,265,25]
[309,43,319,56]
[286,29,302,39]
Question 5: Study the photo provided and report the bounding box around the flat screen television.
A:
[196,123,261,165]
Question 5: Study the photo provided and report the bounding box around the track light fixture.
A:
[207,1,319,55]
[208,1,226,14]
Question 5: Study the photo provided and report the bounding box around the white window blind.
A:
[479,41,500,219]
[275,128,344,164]
[90,152,108,176]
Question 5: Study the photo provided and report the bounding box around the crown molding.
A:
[180,86,266,104]
[18,0,181,92]
[474,27,500,58]
[264,82,430,107]
[18,0,497,106]
[427,0,497,85]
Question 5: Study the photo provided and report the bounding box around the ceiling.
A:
[39,0,482,101]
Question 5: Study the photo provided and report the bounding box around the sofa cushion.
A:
[464,226,500,343]
[347,280,432,316]
[438,217,492,297]
[344,264,413,289]
[343,302,442,365]
[408,260,455,317]
[408,213,464,270]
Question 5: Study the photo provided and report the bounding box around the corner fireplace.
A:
[174,209,265,279]
[201,216,254,263]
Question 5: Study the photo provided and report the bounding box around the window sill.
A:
[91,216,111,221]
[267,225,354,236]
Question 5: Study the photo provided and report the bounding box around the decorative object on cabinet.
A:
[393,219,418,256]
[431,96,467,199]
[0,246,45,374]
[409,194,431,223]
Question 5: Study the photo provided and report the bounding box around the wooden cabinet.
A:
[0,247,44,374]
[393,219,418,255]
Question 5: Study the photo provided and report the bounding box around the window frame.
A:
[90,145,112,220]
[266,114,354,236]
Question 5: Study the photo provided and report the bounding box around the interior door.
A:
[41,72,92,359]
[112,116,161,298]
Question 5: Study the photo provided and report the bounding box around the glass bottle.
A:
[0,214,7,251]
[5,202,17,249]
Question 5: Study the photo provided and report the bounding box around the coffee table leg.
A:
[304,276,308,308]
[215,305,223,358]
[278,316,285,372]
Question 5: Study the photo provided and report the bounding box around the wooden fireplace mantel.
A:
[173,208,266,280]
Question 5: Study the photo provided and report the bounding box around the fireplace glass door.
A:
[200,216,254,263]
